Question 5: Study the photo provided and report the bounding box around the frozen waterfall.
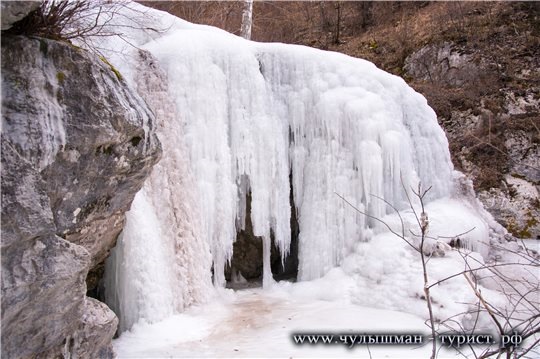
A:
[96,4,460,332]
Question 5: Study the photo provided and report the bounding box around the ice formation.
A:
[103,190,176,333]
[93,3,496,332]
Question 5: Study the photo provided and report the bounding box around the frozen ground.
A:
[112,216,537,359]
[114,287,438,358]
[112,209,538,358]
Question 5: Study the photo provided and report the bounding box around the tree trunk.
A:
[240,0,253,40]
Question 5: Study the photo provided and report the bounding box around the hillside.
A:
[141,1,539,239]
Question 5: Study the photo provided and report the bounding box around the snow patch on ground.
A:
[114,287,436,358]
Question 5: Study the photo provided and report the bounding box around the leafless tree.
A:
[6,1,166,53]
[337,179,539,359]
[435,241,539,359]
[240,0,253,40]
[336,182,439,359]
[333,2,342,45]
[7,1,123,40]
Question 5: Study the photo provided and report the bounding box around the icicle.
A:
[103,190,176,332]
[96,3,457,311]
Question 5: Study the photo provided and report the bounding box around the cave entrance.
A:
[225,178,299,289]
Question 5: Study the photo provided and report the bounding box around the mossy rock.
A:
[56,71,65,84]
[98,56,123,81]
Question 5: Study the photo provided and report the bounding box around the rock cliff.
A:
[404,39,539,240]
[1,35,161,358]
[0,1,40,31]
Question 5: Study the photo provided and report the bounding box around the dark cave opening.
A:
[92,174,301,295]
[225,174,299,288]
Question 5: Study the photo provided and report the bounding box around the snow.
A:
[103,190,177,332]
[340,198,498,328]
[83,3,539,358]
[113,285,437,358]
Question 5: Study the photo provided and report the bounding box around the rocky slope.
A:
[399,5,539,239]
[1,28,161,359]
[0,1,40,31]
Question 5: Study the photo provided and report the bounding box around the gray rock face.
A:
[478,176,539,239]
[1,35,161,358]
[69,298,119,359]
[1,1,40,30]
[405,41,539,239]
[404,43,478,87]
[442,100,539,240]
[504,122,540,183]
[1,141,91,357]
